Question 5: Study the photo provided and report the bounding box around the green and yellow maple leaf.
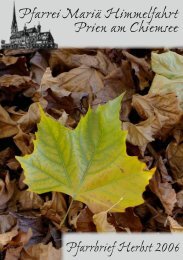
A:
[16,95,154,213]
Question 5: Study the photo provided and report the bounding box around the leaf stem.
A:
[105,196,124,213]
[60,197,74,228]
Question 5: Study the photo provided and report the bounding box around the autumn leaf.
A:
[0,173,15,210]
[149,158,177,215]
[41,192,67,228]
[123,115,167,154]
[40,65,104,102]
[16,95,153,213]
[30,52,48,85]
[151,51,183,78]
[92,61,135,121]
[49,49,116,75]
[150,51,183,109]
[167,141,183,184]
[76,207,96,232]
[167,217,183,232]
[93,197,123,232]
[93,212,116,232]
[122,50,154,90]
[0,214,16,234]
[0,228,18,247]
[0,105,18,138]
[0,74,36,90]
[0,55,18,66]
[68,201,84,229]
[132,93,182,138]
[0,55,29,77]
[17,190,44,210]
[20,242,61,260]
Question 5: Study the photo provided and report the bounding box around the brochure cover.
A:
[0,0,183,259]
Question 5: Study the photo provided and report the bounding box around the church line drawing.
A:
[1,3,58,49]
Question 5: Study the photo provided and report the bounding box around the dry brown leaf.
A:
[0,75,35,90]
[167,141,183,183]
[132,93,182,137]
[0,147,20,172]
[30,52,48,85]
[13,130,35,155]
[0,173,15,210]
[0,55,18,66]
[0,74,38,102]
[7,107,24,122]
[0,148,14,166]
[112,208,143,232]
[12,228,32,247]
[167,216,183,232]
[17,103,40,133]
[76,207,96,232]
[57,110,69,125]
[93,61,135,121]
[123,115,167,154]
[176,191,183,208]
[5,246,23,260]
[0,105,18,138]
[41,192,67,228]
[122,50,153,90]
[93,212,116,232]
[11,212,45,245]
[38,66,91,120]
[49,48,91,70]
[40,68,68,93]
[7,103,40,138]
[18,173,26,190]
[7,158,21,171]
[66,50,117,75]
[3,49,36,56]
[17,190,44,210]
[173,128,183,144]
[123,120,153,149]
[39,68,88,118]
[0,56,29,77]
[0,214,16,234]
[20,242,61,260]
[49,49,116,75]
[41,66,104,101]
[4,229,32,259]
[0,228,18,247]
[149,158,177,215]
[68,201,84,229]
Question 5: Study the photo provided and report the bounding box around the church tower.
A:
[37,22,41,33]
[11,2,18,35]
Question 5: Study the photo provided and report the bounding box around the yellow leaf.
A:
[16,95,154,213]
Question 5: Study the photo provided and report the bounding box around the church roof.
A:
[10,27,38,39]
[10,28,54,41]
[39,31,54,40]
[10,31,24,39]
[11,2,18,30]
[26,27,38,33]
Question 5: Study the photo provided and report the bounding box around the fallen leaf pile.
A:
[0,48,183,259]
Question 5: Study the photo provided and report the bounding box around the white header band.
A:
[63,234,183,260]
[0,0,183,48]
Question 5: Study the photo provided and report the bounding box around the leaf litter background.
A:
[0,48,183,259]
